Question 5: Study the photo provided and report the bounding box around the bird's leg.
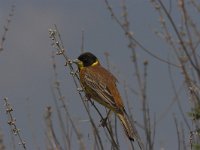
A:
[100,109,111,127]
[84,93,92,101]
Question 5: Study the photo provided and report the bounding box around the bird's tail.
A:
[117,111,135,141]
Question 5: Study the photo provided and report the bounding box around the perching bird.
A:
[74,52,136,141]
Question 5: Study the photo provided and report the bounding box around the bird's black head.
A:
[77,52,99,68]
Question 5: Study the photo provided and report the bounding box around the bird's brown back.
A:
[80,64,125,111]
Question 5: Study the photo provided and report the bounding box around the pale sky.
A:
[0,0,192,150]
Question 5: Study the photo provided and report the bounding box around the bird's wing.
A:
[83,72,118,110]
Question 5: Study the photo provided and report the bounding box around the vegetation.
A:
[1,0,200,149]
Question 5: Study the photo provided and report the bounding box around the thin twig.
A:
[0,3,15,52]
[49,25,121,149]
[173,114,181,150]
[3,97,26,150]
[104,0,179,68]
[168,59,191,131]
[0,129,5,150]
[51,51,85,150]
[157,0,200,75]
[81,30,85,53]
[44,106,63,150]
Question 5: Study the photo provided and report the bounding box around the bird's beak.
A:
[73,59,83,68]
[73,59,83,69]
[73,59,81,64]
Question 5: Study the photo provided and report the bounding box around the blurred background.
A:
[0,0,199,149]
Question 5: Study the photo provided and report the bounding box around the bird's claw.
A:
[84,94,91,101]
[77,87,84,92]
[99,117,108,127]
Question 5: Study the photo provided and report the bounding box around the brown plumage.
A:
[74,52,136,141]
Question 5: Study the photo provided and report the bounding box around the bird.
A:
[73,52,136,141]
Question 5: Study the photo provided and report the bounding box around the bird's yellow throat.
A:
[78,60,99,70]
